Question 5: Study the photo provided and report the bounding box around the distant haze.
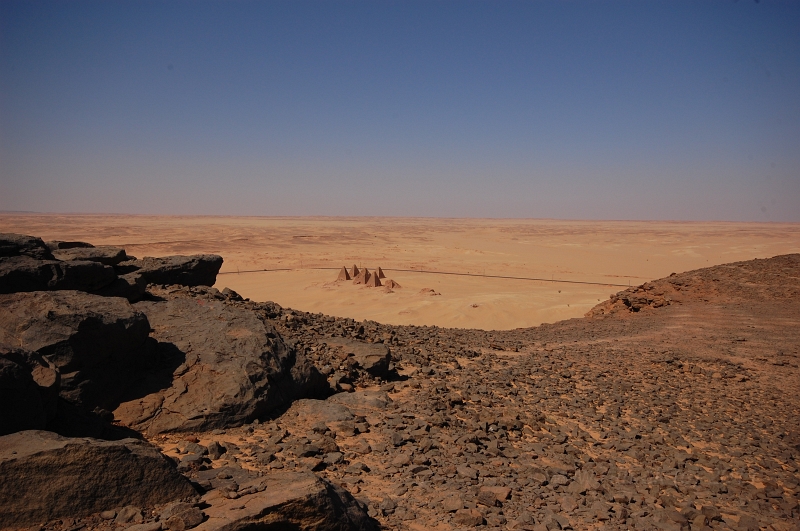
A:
[1,1,798,221]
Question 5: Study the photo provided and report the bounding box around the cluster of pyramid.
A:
[336,265,401,289]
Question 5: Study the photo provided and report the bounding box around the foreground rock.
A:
[0,255,117,294]
[0,233,55,260]
[114,296,327,434]
[0,291,150,410]
[0,430,196,529]
[52,245,129,266]
[197,470,377,531]
[117,255,223,287]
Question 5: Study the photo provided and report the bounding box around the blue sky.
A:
[1,1,798,220]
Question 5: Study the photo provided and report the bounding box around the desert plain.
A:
[1,214,798,329]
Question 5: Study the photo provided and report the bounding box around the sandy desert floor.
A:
[1,214,798,329]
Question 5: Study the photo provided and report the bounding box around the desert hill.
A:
[1,233,798,531]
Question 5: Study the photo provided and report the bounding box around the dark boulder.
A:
[0,256,117,294]
[0,430,197,528]
[46,240,94,250]
[0,233,55,260]
[117,255,223,287]
[0,291,151,410]
[197,470,377,531]
[94,271,148,301]
[53,246,129,266]
[114,297,327,434]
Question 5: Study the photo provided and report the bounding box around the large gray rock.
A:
[0,430,197,528]
[197,470,377,531]
[0,233,54,260]
[0,345,60,435]
[323,337,391,377]
[117,255,223,287]
[0,291,151,410]
[53,246,128,266]
[0,256,117,294]
[114,297,327,434]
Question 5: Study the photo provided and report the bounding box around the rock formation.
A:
[0,430,197,528]
[114,294,327,434]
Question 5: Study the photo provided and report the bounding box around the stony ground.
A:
[32,255,800,531]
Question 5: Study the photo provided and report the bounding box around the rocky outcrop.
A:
[0,234,222,300]
[197,470,377,531]
[0,291,151,410]
[0,233,55,260]
[323,337,391,377]
[0,430,197,528]
[0,255,117,294]
[114,297,327,434]
[52,245,129,266]
[117,255,223,287]
[0,346,60,435]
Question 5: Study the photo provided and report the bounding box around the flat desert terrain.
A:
[1,214,798,329]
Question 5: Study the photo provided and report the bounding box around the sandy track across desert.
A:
[1,214,798,329]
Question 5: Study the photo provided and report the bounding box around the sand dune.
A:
[1,214,798,329]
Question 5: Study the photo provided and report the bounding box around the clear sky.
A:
[1,1,798,221]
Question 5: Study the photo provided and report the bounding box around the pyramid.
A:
[366,270,382,287]
[350,264,360,278]
[353,268,369,285]
[384,279,401,289]
[376,267,386,279]
[336,266,351,281]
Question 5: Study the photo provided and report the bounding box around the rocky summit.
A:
[0,232,798,531]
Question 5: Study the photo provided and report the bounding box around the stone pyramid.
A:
[350,264,360,278]
[366,270,382,287]
[353,268,369,285]
[337,266,351,281]
[383,279,401,289]
[376,267,386,279]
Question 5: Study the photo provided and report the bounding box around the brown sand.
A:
[1,214,798,329]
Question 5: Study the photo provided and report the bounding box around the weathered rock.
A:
[117,255,223,287]
[197,470,377,531]
[46,240,94,251]
[0,233,54,260]
[53,246,128,266]
[281,399,355,434]
[0,256,117,294]
[94,271,147,301]
[328,389,391,410]
[114,298,327,434]
[0,430,197,528]
[0,291,151,410]
[0,345,60,435]
[323,337,391,377]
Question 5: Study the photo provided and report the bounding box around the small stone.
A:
[456,465,478,479]
[453,508,484,527]
[443,495,464,512]
[115,506,143,524]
